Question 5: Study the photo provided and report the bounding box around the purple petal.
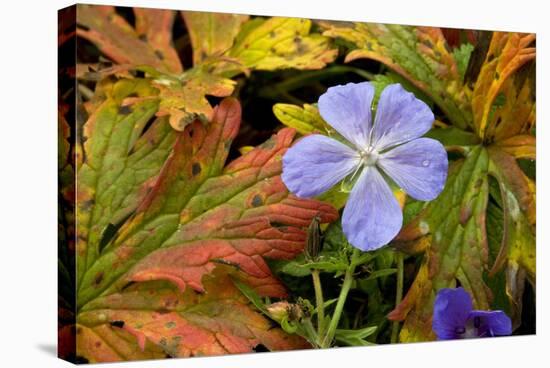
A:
[282,134,360,198]
[432,288,472,340]
[371,84,434,151]
[342,166,402,251]
[467,310,512,337]
[318,82,375,150]
[377,138,448,201]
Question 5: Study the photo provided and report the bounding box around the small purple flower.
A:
[432,287,512,340]
[281,82,448,251]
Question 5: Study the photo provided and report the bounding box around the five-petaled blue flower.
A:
[432,287,512,340]
[281,82,448,251]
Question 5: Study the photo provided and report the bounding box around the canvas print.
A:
[58,3,536,364]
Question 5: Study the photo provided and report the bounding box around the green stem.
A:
[391,251,404,343]
[321,248,360,348]
[302,318,319,347]
[311,269,325,339]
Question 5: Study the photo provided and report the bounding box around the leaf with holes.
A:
[75,91,337,361]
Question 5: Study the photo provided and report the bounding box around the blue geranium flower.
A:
[432,287,512,340]
[282,82,448,251]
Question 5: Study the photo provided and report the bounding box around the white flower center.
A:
[359,146,379,166]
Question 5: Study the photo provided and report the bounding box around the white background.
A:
[0,0,547,366]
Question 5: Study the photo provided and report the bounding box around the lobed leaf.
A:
[76,78,176,283]
[472,32,535,139]
[152,67,237,131]
[229,17,337,71]
[182,11,249,65]
[272,103,330,135]
[78,274,308,361]
[77,5,182,73]
[389,147,491,341]
[76,97,337,361]
[321,22,471,128]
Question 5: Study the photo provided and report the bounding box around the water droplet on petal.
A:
[422,160,430,167]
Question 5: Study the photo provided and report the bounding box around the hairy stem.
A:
[321,248,360,348]
[311,269,325,339]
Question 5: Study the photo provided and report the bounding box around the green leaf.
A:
[273,103,330,135]
[76,78,173,283]
[229,17,338,71]
[452,43,474,80]
[334,326,377,346]
[389,147,491,341]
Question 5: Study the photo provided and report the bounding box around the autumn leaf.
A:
[152,66,237,131]
[76,5,182,73]
[182,11,249,65]
[77,272,308,362]
[386,31,535,341]
[229,17,338,71]
[321,22,471,129]
[74,85,337,361]
[471,32,535,139]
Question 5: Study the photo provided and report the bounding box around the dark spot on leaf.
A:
[422,39,433,48]
[155,50,165,60]
[201,51,208,60]
[270,47,277,53]
[192,163,201,176]
[94,341,102,348]
[138,34,147,42]
[252,195,263,207]
[118,105,132,115]
[93,272,104,286]
[269,31,276,38]
[495,72,500,80]
[244,43,249,49]
[158,308,170,315]
[270,221,287,228]
[165,321,176,329]
[80,199,94,211]
[127,92,139,98]
[110,320,125,328]
[121,281,136,291]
